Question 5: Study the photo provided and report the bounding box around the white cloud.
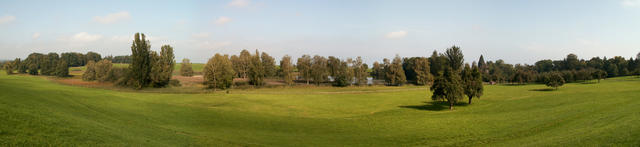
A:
[192,32,210,38]
[93,11,131,24]
[385,30,407,39]
[214,16,232,25]
[70,32,103,42]
[0,15,16,24]
[228,0,250,7]
[32,33,41,39]
[622,0,640,7]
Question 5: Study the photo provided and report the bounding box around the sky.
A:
[1,0,640,64]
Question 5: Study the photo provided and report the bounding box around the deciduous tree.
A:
[54,60,69,77]
[203,53,235,90]
[248,50,265,86]
[431,68,464,110]
[280,55,295,85]
[297,55,312,84]
[180,58,194,77]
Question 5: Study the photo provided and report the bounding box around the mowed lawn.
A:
[0,71,639,146]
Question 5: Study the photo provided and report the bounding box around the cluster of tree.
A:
[429,46,484,110]
[204,49,277,89]
[296,55,369,86]
[475,53,640,86]
[104,55,131,63]
[82,60,125,83]
[81,33,177,89]
[2,53,71,77]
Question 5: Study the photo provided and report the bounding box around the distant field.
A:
[0,71,639,146]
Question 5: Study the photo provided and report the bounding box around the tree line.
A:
[3,32,639,93]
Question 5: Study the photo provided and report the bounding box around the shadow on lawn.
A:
[529,88,556,92]
[399,101,469,111]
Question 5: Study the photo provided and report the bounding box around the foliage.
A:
[385,55,406,86]
[296,55,312,84]
[462,64,483,104]
[95,59,113,82]
[150,45,175,87]
[310,55,328,85]
[431,68,464,110]
[128,33,152,89]
[280,55,295,85]
[248,50,265,86]
[414,57,433,85]
[180,58,194,77]
[261,52,276,78]
[54,60,69,77]
[543,72,565,90]
[203,53,235,90]
[444,46,464,71]
[82,61,97,81]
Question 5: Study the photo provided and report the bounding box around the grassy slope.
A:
[0,71,639,146]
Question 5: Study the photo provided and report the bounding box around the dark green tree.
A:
[463,64,483,104]
[15,58,27,74]
[261,52,276,78]
[385,55,406,86]
[248,50,265,86]
[150,45,175,87]
[414,57,433,85]
[129,33,152,89]
[544,72,565,90]
[85,51,102,63]
[54,60,69,77]
[445,45,464,71]
[431,68,464,110]
[28,63,38,75]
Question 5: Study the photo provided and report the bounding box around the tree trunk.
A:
[449,101,453,110]
[468,96,473,104]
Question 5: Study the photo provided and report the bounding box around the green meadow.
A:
[0,71,639,146]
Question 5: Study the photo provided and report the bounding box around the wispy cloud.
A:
[69,32,103,42]
[93,11,131,24]
[385,30,407,39]
[214,16,232,25]
[622,0,640,7]
[0,15,16,24]
[228,0,250,7]
[32,33,40,39]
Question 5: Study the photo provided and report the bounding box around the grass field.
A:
[0,71,639,146]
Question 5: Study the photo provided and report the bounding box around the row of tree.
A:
[2,53,71,77]
[477,53,640,84]
[78,33,178,89]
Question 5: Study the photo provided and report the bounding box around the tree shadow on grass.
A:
[529,88,556,92]
[399,101,470,111]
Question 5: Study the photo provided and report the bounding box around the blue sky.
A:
[1,0,639,64]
